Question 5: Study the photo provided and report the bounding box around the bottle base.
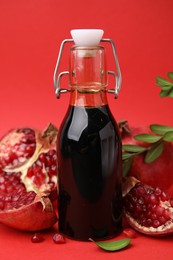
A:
[58,227,123,242]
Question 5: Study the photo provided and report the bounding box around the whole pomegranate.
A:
[120,120,173,236]
[0,124,58,231]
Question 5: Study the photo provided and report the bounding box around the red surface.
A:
[0,0,173,259]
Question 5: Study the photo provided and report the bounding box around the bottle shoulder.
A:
[59,105,120,141]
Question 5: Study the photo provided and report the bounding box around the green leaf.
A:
[163,131,173,142]
[122,158,133,177]
[134,134,162,143]
[161,85,173,90]
[123,144,146,153]
[122,152,134,160]
[160,89,171,97]
[168,72,173,81]
[150,124,173,135]
[169,89,173,98]
[145,142,164,163]
[156,76,173,87]
[89,238,131,252]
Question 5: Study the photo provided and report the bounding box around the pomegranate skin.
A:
[121,122,173,197]
[0,195,57,231]
[123,177,173,237]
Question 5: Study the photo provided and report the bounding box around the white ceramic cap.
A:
[70,29,104,47]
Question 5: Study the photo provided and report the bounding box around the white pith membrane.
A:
[125,213,173,235]
[123,177,173,236]
[1,124,58,194]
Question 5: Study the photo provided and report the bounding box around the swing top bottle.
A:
[54,29,123,241]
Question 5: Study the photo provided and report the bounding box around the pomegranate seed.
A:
[138,196,145,205]
[0,176,5,183]
[47,149,56,157]
[36,160,42,167]
[158,216,166,225]
[26,144,35,153]
[127,203,134,213]
[4,195,12,202]
[5,203,13,210]
[142,204,147,212]
[12,195,20,202]
[0,201,5,210]
[19,143,27,150]
[161,191,169,202]
[21,128,33,134]
[151,213,157,220]
[155,205,165,216]
[27,167,34,177]
[52,154,57,163]
[123,228,137,238]
[149,194,159,205]
[145,210,152,218]
[32,164,41,174]
[136,186,146,196]
[39,153,46,163]
[136,204,143,213]
[147,203,153,211]
[52,233,66,244]
[164,209,171,221]
[0,194,5,201]
[140,216,146,226]
[6,185,13,193]
[31,233,44,243]
[146,218,152,227]
[33,172,45,186]
[154,187,162,196]
[152,220,160,228]
[0,184,6,192]
[45,156,52,166]
[170,198,173,207]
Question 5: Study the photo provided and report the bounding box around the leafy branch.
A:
[122,124,173,176]
[156,72,173,98]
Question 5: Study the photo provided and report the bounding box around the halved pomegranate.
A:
[123,177,173,236]
[0,124,58,231]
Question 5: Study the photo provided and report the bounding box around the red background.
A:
[0,0,173,259]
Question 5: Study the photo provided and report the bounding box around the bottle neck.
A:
[69,45,108,107]
[69,87,108,107]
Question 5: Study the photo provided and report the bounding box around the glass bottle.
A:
[54,29,122,241]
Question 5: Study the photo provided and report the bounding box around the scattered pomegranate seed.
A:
[123,228,137,238]
[31,233,44,243]
[52,233,66,244]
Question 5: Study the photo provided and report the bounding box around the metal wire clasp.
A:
[53,38,122,98]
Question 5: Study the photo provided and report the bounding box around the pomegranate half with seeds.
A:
[0,124,58,231]
[123,177,173,236]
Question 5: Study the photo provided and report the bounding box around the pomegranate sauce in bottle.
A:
[54,29,122,241]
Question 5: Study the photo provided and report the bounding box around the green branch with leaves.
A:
[122,124,173,176]
[156,72,173,98]
[122,72,173,176]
